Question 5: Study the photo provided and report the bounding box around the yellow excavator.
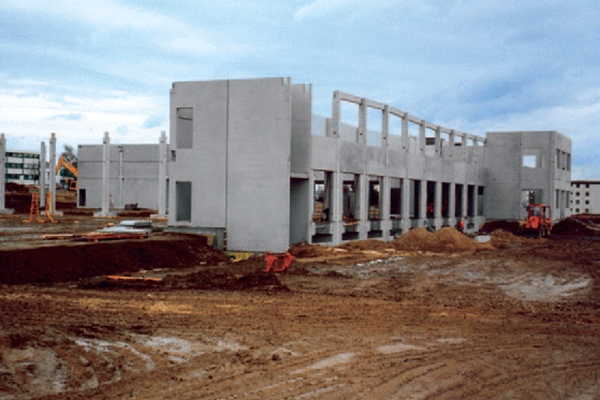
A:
[55,156,78,191]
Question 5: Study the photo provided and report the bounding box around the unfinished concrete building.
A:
[72,77,571,252]
[167,78,487,252]
[77,135,168,212]
[484,131,572,221]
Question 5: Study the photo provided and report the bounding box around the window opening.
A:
[366,108,383,147]
[176,108,193,149]
[313,171,332,222]
[176,181,192,222]
[389,178,402,217]
[342,173,359,240]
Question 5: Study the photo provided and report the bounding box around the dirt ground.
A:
[1,208,600,399]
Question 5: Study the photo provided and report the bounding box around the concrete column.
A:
[358,174,367,239]
[434,180,442,230]
[0,133,6,212]
[401,178,411,233]
[331,91,341,138]
[331,170,342,245]
[401,113,409,152]
[448,182,456,227]
[358,99,367,144]
[100,131,111,216]
[419,179,427,228]
[462,183,469,223]
[418,121,426,154]
[49,133,57,212]
[157,130,167,217]
[382,106,389,148]
[381,176,390,241]
[448,130,456,160]
[461,134,468,162]
[40,142,46,208]
[118,146,124,209]
[435,126,441,156]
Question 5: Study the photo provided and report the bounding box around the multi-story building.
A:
[484,131,572,221]
[4,151,41,185]
[570,180,600,214]
[73,77,572,252]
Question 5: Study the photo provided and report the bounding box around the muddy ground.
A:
[1,211,600,399]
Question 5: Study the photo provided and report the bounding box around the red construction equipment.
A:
[523,203,553,238]
[265,252,294,273]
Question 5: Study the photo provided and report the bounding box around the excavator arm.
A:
[55,156,78,178]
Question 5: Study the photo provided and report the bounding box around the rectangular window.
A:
[389,178,402,217]
[78,189,86,207]
[523,155,537,168]
[176,108,193,149]
[176,181,192,222]
[522,189,543,205]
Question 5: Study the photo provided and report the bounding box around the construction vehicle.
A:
[55,156,78,191]
[523,203,552,237]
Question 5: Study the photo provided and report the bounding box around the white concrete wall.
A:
[78,144,165,210]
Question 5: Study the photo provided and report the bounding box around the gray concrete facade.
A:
[72,77,573,252]
[78,140,168,211]
[484,131,571,221]
[168,78,294,252]
[168,78,487,251]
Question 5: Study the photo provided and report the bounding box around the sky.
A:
[1,0,599,179]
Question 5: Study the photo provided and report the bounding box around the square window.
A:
[523,155,537,168]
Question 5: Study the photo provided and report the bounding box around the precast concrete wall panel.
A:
[339,141,366,174]
[386,150,407,177]
[291,84,312,176]
[365,146,387,176]
[311,136,338,171]
[169,80,228,228]
[225,78,292,252]
[78,144,163,209]
[405,153,426,179]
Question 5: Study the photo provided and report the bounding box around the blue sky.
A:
[1,0,599,178]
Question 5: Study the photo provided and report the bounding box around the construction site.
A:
[1,185,600,399]
[1,78,599,398]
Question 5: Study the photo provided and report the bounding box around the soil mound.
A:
[339,239,395,251]
[490,229,521,243]
[165,269,289,292]
[289,243,332,258]
[0,234,230,285]
[479,220,521,235]
[552,218,600,237]
[393,227,490,253]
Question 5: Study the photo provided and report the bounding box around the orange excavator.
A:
[523,203,552,238]
[55,156,78,191]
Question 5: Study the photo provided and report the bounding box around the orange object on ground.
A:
[265,252,295,273]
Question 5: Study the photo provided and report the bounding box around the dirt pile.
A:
[289,243,334,258]
[339,239,396,251]
[553,217,600,237]
[164,269,289,292]
[393,227,492,252]
[0,234,230,285]
[479,220,522,235]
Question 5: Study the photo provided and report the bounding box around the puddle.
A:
[499,274,591,301]
[378,343,424,354]
[292,352,355,374]
[436,338,466,344]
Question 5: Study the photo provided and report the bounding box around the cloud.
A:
[143,115,166,129]
[294,0,354,21]
[2,0,217,56]
[47,113,84,121]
